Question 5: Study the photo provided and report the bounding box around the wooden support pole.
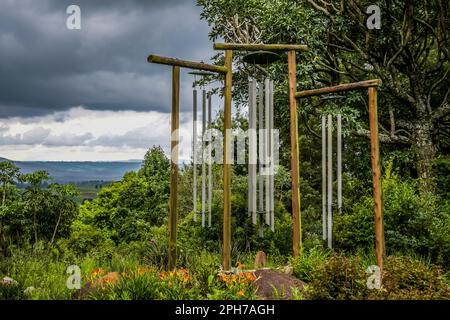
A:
[148,54,228,74]
[288,50,302,258]
[296,80,382,98]
[168,65,180,270]
[214,43,308,52]
[368,87,385,273]
[222,50,232,271]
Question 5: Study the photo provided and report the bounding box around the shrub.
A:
[0,281,27,300]
[334,162,450,267]
[303,254,368,300]
[291,246,330,282]
[301,253,450,300]
[369,256,450,300]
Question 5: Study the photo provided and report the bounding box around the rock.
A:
[254,251,267,269]
[254,269,305,300]
[24,286,35,295]
[0,277,18,285]
[281,265,293,275]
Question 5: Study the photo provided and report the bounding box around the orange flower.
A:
[91,268,106,277]
[237,290,245,297]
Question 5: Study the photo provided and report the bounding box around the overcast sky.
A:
[0,0,220,161]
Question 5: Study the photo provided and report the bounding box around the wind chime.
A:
[244,51,279,237]
[321,110,343,249]
[191,71,214,228]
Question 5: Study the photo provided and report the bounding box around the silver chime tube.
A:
[269,80,275,232]
[337,114,342,215]
[258,81,264,238]
[264,78,270,226]
[322,115,327,240]
[327,114,333,248]
[208,93,212,227]
[201,89,206,227]
[193,88,198,222]
[248,79,258,224]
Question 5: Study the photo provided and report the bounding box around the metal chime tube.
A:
[258,80,264,238]
[201,89,206,227]
[248,79,257,225]
[327,114,333,248]
[193,88,198,222]
[322,115,326,240]
[269,80,275,232]
[208,93,212,227]
[337,114,342,215]
[264,78,270,226]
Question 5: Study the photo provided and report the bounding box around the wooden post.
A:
[168,65,180,270]
[368,87,384,273]
[223,50,232,271]
[288,50,302,258]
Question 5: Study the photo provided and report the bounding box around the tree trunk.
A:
[33,210,38,244]
[412,118,436,194]
[50,211,62,247]
[2,182,5,207]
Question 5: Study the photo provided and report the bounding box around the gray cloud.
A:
[0,0,214,118]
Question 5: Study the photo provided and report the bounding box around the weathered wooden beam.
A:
[214,43,308,52]
[288,50,302,258]
[222,50,233,271]
[148,54,228,74]
[368,87,385,275]
[168,65,180,271]
[296,80,382,98]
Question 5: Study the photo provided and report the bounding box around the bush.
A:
[291,246,330,282]
[301,253,450,300]
[0,282,28,300]
[89,267,201,300]
[303,254,369,300]
[370,256,450,300]
[334,162,450,267]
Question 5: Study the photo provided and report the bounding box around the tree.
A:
[20,170,51,243]
[0,161,20,207]
[48,183,79,246]
[198,0,449,193]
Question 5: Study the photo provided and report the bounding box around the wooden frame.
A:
[147,54,230,270]
[213,43,309,263]
[147,46,384,274]
[296,80,385,272]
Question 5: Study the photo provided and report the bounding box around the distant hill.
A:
[0,158,142,183]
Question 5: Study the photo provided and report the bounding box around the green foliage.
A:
[302,254,450,300]
[291,247,330,282]
[303,254,369,300]
[74,147,169,245]
[434,156,450,200]
[334,162,450,267]
[371,256,450,300]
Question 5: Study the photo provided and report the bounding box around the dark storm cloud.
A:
[0,0,213,118]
